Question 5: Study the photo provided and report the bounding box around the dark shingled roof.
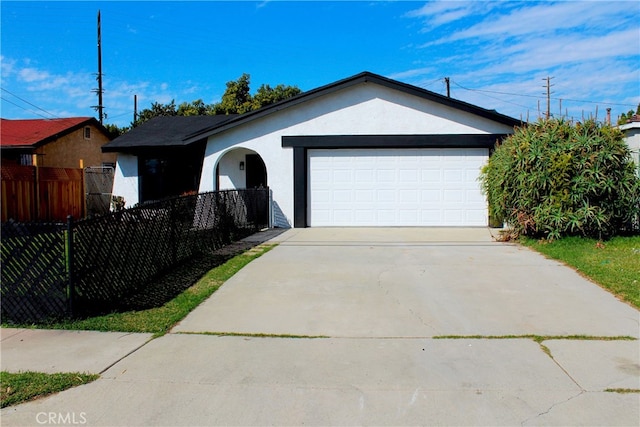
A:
[102,115,237,153]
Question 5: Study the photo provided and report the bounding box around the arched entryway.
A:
[216,148,267,190]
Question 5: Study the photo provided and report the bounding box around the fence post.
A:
[66,215,75,317]
[170,198,177,265]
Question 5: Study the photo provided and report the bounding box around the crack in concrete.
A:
[376,270,439,335]
[520,390,585,426]
[535,342,586,392]
[98,336,155,375]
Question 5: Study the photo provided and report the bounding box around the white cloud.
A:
[397,1,639,121]
[18,67,51,83]
[388,67,437,80]
[417,2,633,47]
[405,2,480,26]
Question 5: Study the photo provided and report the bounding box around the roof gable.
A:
[101,115,237,153]
[184,71,522,143]
[0,117,107,148]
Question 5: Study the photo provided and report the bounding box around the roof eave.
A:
[183,72,521,143]
[0,145,35,151]
[101,139,205,153]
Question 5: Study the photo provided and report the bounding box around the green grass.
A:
[1,371,99,408]
[605,388,640,393]
[433,335,636,342]
[28,243,276,336]
[176,331,329,339]
[522,236,640,309]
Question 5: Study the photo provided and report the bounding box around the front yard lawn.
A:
[6,243,276,336]
[523,236,640,309]
[1,371,99,408]
[54,243,277,335]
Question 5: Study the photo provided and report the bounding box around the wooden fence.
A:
[1,165,85,222]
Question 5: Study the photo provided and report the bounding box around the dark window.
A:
[19,154,33,165]
[138,143,206,203]
[84,127,91,139]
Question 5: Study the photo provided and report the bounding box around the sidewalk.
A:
[0,328,153,374]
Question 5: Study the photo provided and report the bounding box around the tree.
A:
[480,118,640,240]
[212,73,254,114]
[252,83,302,110]
[129,74,302,128]
[133,100,177,127]
[103,123,129,138]
[177,99,213,116]
[617,103,640,125]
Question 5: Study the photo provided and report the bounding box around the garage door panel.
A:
[398,210,419,223]
[333,170,352,183]
[466,189,486,203]
[444,210,464,224]
[443,189,464,203]
[355,190,374,202]
[333,190,352,203]
[314,190,331,203]
[354,210,375,223]
[421,170,442,183]
[421,189,441,202]
[308,148,488,226]
[355,170,374,182]
[399,169,419,183]
[443,169,463,182]
[376,169,395,182]
[399,189,419,203]
[377,189,396,203]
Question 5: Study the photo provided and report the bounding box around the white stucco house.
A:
[104,71,521,228]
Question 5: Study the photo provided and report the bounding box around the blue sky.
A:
[1,1,639,128]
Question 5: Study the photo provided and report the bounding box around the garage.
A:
[308,148,489,227]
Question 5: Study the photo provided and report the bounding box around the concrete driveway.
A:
[2,228,639,426]
[174,227,639,338]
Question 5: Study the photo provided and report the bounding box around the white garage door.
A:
[308,148,489,226]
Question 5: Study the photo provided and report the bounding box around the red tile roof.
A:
[0,117,94,147]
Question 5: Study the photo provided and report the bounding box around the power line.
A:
[449,80,637,108]
[0,96,54,119]
[1,87,58,118]
[451,81,533,110]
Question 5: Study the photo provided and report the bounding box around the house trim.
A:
[284,133,508,228]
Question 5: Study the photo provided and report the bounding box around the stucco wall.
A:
[35,124,116,168]
[218,147,254,189]
[200,83,515,228]
[620,124,640,176]
[111,153,139,207]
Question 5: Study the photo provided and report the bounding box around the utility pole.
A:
[543,76,554,120]
[444,77,450,98]
[134,94,138,123]
[92,10,104,124]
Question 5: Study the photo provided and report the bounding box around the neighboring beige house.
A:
[0,117,115,168]
[619,115,640,176]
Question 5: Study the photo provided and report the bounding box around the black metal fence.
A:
[1,189,270,323]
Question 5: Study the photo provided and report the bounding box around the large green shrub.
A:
[480,118,640,239]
